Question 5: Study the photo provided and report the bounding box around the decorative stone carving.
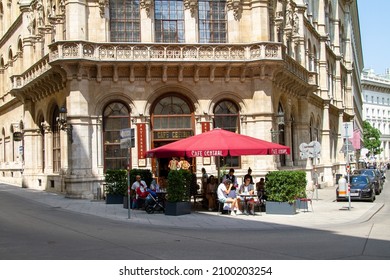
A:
[184,0,197,17]
[99,0,109,18]
[27,9,35,35]
[227,0,242,20]
[284,1,299,35]
[140,0,153,17]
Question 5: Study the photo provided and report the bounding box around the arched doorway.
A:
[150,94,195,184]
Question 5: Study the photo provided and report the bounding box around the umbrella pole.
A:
[216,156,220,184]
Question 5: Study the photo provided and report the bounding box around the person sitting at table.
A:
[238,175,256,215]
[217,179,241,215]
[256,177,267,201]
[136,182,149,209]
[132,175,149,209]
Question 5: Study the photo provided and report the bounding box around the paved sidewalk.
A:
[1,183,383,230]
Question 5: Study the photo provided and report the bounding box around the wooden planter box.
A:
[165,201,191,216]
[105,194,124,204]
[266,201,297,215]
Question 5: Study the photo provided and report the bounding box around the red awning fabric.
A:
[145,128,290,158]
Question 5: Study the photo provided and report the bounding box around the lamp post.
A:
[56,106,73,142]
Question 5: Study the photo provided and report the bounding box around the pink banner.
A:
[350,129,361,150]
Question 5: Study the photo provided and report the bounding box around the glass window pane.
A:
[198,0,227,43]
[103,102,130,171]
[109,0,141,42]
[154,0,184,43]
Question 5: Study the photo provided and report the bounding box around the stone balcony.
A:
[10,41,317,94]
[48,41,284,63]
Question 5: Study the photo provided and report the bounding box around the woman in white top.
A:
[238,175,256,215]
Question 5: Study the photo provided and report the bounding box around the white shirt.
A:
[217,183,228,201]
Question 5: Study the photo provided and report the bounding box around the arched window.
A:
[151,94,194,178]
[309,117,320,143]
[109,0,141,42]
[52,106,61,173]
[103,102,131,170]
[155,0,184,43]
[152,95,192,129]
[198,0,227,43]
[213,100,240,168]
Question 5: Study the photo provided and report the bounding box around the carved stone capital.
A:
[99,0,109,18]
[184,0,198,17]
[140,0,154,17]
[227,0,242,20]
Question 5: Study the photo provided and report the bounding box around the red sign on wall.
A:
[137,123,146,160]
[201,122,210,133]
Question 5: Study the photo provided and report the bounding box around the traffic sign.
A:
[120,128,135,139]
[339,140,355,153]
[299,141,321,159]
[120,128,135,149]
[342,122,354,138]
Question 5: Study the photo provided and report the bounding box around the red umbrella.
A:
[145,128,290,158]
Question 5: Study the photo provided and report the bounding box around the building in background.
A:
[0,0,363,198]
[361,68,390,161]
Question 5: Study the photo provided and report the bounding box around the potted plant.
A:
[265,170,307,215]
[104,169,127,204]
[165,169,192,216]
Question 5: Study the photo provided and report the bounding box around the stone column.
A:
[65,0,87,40]
[62,78,97,199]
[21,100,41,188]
[184,0,197,43]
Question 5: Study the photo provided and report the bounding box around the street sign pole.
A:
[120,128,135,219]
[343,123,351,211]
[127,148,131,219]
[313,152,318,201]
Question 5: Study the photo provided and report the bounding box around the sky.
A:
[357,0,390,75]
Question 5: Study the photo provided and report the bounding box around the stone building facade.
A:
[361,69,390,162]
[0,0,363,198]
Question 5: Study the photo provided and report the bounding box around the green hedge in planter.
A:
[265,170,307,203]
[167,169,192,202]
[104,169,127,196]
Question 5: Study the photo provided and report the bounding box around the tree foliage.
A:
[362,121,382,156]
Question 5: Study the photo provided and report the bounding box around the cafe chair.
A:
[297,189,314,212]
[218,202,232,215]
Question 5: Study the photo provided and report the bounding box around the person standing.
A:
[245,167,254,184]
[206,175,217,211]
[223,168,238,187]
[201,167,208,194]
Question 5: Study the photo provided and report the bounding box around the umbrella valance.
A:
[145,128,290,158]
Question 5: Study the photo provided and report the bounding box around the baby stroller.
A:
[145,189,165,214]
